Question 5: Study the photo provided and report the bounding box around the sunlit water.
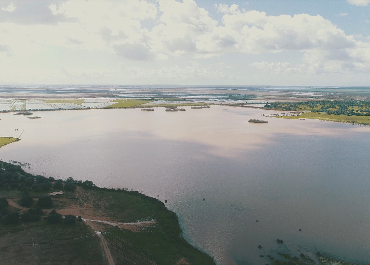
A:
[1,106,370,264]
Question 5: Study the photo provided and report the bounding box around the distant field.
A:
[0,137,19,148]
[106,99,151,108]
[265,100,370,126]
[44,99,85,105]
[280,112,370,125]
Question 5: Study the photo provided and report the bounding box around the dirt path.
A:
[82,218,156,232]
[7,193,155,265]
[86,220,115,265]
[8,199,52,214]
[7,199,28,210]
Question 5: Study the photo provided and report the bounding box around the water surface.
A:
[1,106,370,264]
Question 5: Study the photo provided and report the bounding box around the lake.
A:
[1,106,370,264]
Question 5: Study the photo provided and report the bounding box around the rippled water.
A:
[1,106,370,264]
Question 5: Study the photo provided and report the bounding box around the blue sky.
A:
[0,0,370,86]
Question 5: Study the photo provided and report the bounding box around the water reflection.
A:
[1,106,370,264]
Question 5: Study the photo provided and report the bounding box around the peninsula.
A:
[0,157,215,265]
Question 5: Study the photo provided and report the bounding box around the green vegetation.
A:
[0,160,215,264]
[19,195,33,207]
[37,196,53,208]
[0,137,19,148]
[44,99,85,105]
[264,100,370,125]
[280,112,370,125]
[46,209,62,224]
[0,221,106,264]
[107,99,151,108]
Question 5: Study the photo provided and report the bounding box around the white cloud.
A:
[0,0,370,84]
[0,0,67,24]
[113,43,154,61]
[0,45,11,52]
[1,2,16,13]
[119,62,227,82]
[338,13,348,16]
[347,0,370,6]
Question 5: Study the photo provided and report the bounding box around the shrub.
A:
[32,184,41,192]
[25,177,34,185]
[1,212,20,225]
[64,214,76,224]
[37,196,53,209]
[46,209,62,224]
[28,207,43,216]
[82,180,96,189]
[19,196,33,208]
[64,182,76,191]
[41,181,52,191]
[0,198,8,209]
[0,198,9,216]
[20,212,40,222]
[53,181,63,189]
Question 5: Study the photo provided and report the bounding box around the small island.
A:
[248,119,268,123]
[0,137,20,148]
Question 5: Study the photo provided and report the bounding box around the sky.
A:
[0,0,370,86]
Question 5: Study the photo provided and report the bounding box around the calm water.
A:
[1,106,370,264]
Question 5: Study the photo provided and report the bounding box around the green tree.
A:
[20,211,40,222]
[46,209,62,224]
[37,196,53,208]
[28,207,43,216]
[64,214,76,224]
[0,197,8,209]
[53,181,63,189]
[40,181,52,191]
[19,196,33,208]
[1,212,20,225]
[64,182,76,191]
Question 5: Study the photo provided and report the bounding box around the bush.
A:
[82,180,96,189]
[1,212,20,225]
[20,212,40,222]
[25,177,34,185]
[0,198,8,209]
[53,181,63,189]
[0,198,9,216]
[28,207,43,216]
[37,196,53,209]
[40,181,52,191]
[36,175,47,184]
[64,182,76,192]
[32,184,41,192]
[46,209,62,224]
[19,196,33,208]
[64,214,76,224]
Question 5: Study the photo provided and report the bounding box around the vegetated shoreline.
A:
[0,157,216,265]
[264,100,370,126]
[0,137,20,148]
